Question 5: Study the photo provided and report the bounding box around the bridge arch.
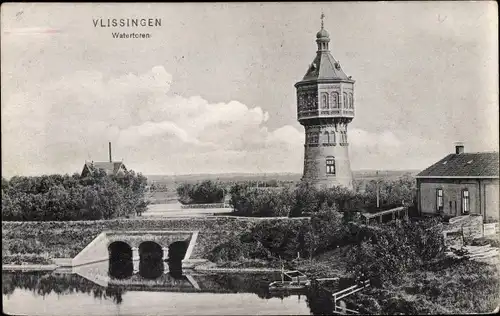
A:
[138,241,164,279]
[108,241,133,279]
[138,241,163,261]
[108,241,132,262]
[169,240,189,261]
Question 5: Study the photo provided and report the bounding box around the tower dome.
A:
[316,28,329,39]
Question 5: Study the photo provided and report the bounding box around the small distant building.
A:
[416,143,499,223]
[81,161,127,177]
[81,142,127,177]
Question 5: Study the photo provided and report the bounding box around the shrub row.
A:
[228,176,417,217]
[176,180,225,204]
[2,170,148,221]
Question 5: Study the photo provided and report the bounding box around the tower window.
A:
[309,132,318,144]
[348,93,354,109]
[436,189,443,211]
[326,156,336,175]
[343,92,348,108]
[462,189,470,214]
[324,131,330,143]
[331,131,336,144]
[331,92,339,108]
[321,93,329,109]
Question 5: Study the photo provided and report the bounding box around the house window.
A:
[326,157,336,175]
[436,189,443,211]
[343,92,348,108]
[331,92,339,108]
[462,189,470,214]
[331,131,336,144]
[321,93,329,109]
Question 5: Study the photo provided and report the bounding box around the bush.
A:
[3,254,53,265]
[176,180,224,205]
[249,220,309,260]
[224,175,417,218]
[346,217,445,287]
[362,174,417,209]
[2,170,148,221]
[229,184,293,217]
[304,203,348,257]
[207,218,311,262]
[207,238,272,262]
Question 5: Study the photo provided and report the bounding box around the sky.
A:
[1,2,498,177]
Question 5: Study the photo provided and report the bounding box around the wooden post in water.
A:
[281,258,284,284]
[376,170,380,209]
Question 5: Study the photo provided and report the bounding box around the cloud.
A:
[2,65,441,176]
[1,66,305,176]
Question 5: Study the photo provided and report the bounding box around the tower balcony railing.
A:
[304,143,347,147]
[298,109,355,120]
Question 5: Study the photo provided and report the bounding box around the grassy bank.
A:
[1,217,309,264]
[340,258,500,314]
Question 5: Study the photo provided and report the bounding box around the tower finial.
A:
[320,12,325,29]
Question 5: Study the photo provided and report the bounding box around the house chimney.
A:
[455,142,464,154]
[109,142,112,162]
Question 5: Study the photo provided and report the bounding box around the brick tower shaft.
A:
[295,14,355,190]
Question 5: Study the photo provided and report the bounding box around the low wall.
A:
[2,217,309,264]
[180,203,231,209]
[443,215,499,245]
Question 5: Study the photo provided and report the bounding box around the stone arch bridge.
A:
[72,230,199,271]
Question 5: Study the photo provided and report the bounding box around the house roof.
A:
[416,152,499,178]
[83,161,126,175]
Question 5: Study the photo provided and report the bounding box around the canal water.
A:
[2,260,334,315]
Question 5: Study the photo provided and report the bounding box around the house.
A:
[81,161,127,177]
[81,142,128,177]
[416,143,499,223]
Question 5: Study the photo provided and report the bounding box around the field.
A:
[147,170,418,185]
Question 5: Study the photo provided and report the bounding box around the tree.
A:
[2,169,149,221]
[290,182,320,217]
[305,203,347,259]
[363,175,416,209]
[346,218,445,287]
[176,180,224,205]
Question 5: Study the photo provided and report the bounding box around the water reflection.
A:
[2,261,340,315]
[138,258,164,279]
[109,260,133,279]
[167,240,188,277]
[138,242,164,279]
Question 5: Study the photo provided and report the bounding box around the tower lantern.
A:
[295,14,355,190]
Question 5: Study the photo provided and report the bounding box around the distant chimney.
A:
[455,142,465,154]
[109,142,112,162]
